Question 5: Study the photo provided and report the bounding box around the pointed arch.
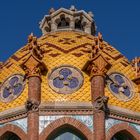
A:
[106,122,140,140]
[0,124,27,140]
[39,117,93,140]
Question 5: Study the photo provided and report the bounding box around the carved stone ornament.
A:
[83,33,111,78]
[0,74,25,103]
[131,57,140,78]
[93,96,109,112]
[20,33,47,78]
[83,53,111,78]
[48,65,84,94]
[25,99,40,112]
[106,73,134,101]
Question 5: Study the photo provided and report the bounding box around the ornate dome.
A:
[0,30,139,115]
[1,6,140,140]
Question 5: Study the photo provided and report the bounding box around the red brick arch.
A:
[39,117,93,140]
[0,124,27,140]
[106,122,140,140]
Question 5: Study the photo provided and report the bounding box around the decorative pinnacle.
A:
[70,5,77,11]
[49,8,55,14]
[88,11,94,17]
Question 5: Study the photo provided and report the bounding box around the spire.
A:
[39,6,96,35]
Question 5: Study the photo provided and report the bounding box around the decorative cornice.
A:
[0,106,27,124]
[108,105,140,124]
[83,33,111,78]
[20,33,47,78]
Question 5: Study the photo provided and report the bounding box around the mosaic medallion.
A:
[0,74,25,102]
[106,73,134,101]
[48,66,84,94]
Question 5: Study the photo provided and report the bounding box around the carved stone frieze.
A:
[20,33,47,78]
[93,96,109,112]
[25,99,40,112]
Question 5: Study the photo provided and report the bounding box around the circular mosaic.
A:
[48,66,84,94]
[106,73,134,101]
[0,74,25,102]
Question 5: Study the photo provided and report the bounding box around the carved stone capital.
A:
[25,99,40,112]
[83,33,111,78]
[83,54,111,78]
[20,33,47,78]
[93,96,109,113]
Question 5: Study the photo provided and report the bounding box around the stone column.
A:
[20,34,46,140]
[88,53,111,140]
[26,76,41,140]
[91,75,107,140]
[83,40,111,140]
[70,19,75,29]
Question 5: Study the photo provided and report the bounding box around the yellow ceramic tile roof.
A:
[0,31,139,113]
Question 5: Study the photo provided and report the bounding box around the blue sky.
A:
[0,0,140,62]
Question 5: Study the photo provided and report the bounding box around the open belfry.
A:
[1,6,140,140]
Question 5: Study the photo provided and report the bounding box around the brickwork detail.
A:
[0,124,27,140]
[106,122,140,140]
[39,117,93,140]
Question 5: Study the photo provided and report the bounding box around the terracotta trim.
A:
[39,117,93,140]
[0,113,27,124]
[39,109,93,116]
[0,124,27,140]
[109,105,140,118]
[108,105,140,124]
[106,122,140,140]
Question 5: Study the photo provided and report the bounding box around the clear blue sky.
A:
[0,0,140,62]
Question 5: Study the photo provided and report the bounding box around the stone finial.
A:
[20,33,47,78]
[88,11,94,17]
[86,32,104,59]
[49,8,55,14]
[70,5,77,11]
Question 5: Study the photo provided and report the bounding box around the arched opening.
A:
[39,117,92,140]
[47,125,87,140]
[111,130,136,140]
[75,19,83,31]
[57,15,70,29]
[0,131,21,140]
